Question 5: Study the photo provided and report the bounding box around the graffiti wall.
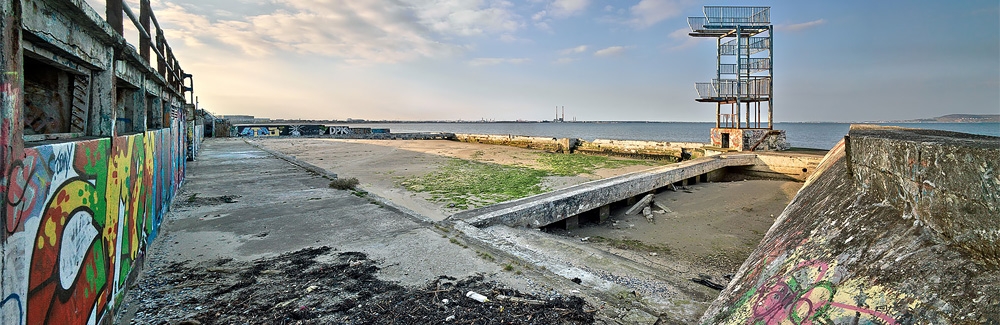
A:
[1,126,185,324]
[235,125,326,137]
[699,129,1000,324]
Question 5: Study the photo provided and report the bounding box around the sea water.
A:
[350,122,1000,150]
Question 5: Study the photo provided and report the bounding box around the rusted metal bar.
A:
[139,0,151,62]
[106,0,123,36]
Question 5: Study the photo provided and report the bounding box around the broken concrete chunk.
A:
[652,200,672,213]
[625,194,655,215]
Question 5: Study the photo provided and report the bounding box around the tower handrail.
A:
[695,78,771,99]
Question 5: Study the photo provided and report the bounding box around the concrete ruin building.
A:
[1,0,201,323]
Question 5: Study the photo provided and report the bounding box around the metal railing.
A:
[689,6,770,33]
[720,37,770,55]
[703,6,770,26]
[719,58,771,74]
[106,0,190,98]
[687,17,710,32]
[695,78,771,99]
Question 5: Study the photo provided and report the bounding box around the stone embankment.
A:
[699,125,1000,324]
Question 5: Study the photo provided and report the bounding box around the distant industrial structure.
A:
[688,6,788,151]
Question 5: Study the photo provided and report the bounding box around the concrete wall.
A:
[576,139,705,161]
[699,126,1000,324]
[455,133,572,153]
[1,0,194,323]
[730,152,824,182]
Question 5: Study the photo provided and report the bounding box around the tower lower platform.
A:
[710,128,789,151]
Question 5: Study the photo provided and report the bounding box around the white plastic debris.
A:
[466,291,489,303]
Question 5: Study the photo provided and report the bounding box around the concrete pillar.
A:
[565,215,579,230]
[1,0,25,177]
[88,50,116,136]
[599,205,610,224]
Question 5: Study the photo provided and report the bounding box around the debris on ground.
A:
[121,247,594,325]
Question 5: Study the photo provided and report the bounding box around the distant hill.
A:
[893,114,1000,123]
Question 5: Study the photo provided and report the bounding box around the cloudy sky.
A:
[87,0,999,122]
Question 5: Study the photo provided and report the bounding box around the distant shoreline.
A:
[234,119,1000,124]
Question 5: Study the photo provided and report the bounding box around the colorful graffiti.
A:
[1,126,185,324]
[709,247,920,325]
[235,125,326,137]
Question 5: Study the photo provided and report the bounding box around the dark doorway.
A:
[721,133,730,148]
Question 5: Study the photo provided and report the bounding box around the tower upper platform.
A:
[688,6,770,37]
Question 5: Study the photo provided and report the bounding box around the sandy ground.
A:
[555,180,802,277]
[254,137,803,292]
[254,138,660,221]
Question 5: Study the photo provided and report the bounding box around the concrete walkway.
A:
[123,138,713,324]
[143,138,533,288]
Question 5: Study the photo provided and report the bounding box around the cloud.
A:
[666,27,700,51]
[148,0,523,64]
[550,0,590,17]
[467,57,531,66]
[407,0,523,36]
[559,45,588,55]
[777,19,826,32]
[594,46,626,57]
[628,0,688,28]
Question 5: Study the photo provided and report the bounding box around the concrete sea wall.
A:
[456,133,707,160]
[2,0,196,323]
[455,133,575,153]
[575,139,706,160]
[699,126,1000,324]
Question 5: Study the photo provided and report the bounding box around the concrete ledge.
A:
[449,154,757,228]
[849,125,1000,263]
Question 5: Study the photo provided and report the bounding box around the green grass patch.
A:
[534,153,657,176]
[476,251,495,262]
[399,159,549,210]
[589,236,672,254]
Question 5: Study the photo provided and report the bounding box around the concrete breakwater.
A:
[454,133,707,161]
[449,153,757,228]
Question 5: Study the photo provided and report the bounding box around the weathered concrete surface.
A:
[455,133,574,152]
[576,139,706,160]
[454,221,718,323]
[450,154,757,228]
[699,126,1000,324]
[734,150,826,181]
[148,138,532,288]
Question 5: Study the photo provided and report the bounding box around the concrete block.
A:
[599,205,610,223]
[564,215,579,230]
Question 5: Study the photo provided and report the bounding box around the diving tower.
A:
[689,6,788,151]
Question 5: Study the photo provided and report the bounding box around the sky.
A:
[85,0,999,122]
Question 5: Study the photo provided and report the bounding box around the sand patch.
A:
[254,138,661,220]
